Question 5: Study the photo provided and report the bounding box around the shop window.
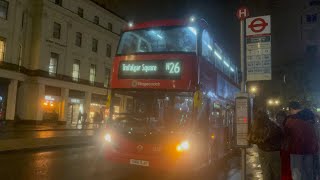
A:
[92,38,98,52]
[94,16,99,25]
[106,43,111,57]
[77,7,83,18]
[0,37,5,62]
[75,32,82,47]
[104,68,110,88]
[0,0,8,20]
[53,22,61,39]
[108,22,113,31]
[49,52,59,76]
[72,60,80,81]
[89,64,96,84]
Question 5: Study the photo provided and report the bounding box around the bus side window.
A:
[199,100,210,133]
[211,103,223,127]
[209,102,216,127]
[202,30,214,64]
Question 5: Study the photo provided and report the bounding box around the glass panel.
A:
[117,26,197,55]
[49,53,58,76]
[202,30,214,64]
[110,90,193,131]
[0,0,8,19]
[75,32,82,47]
[0,38,5,61]
[94,16,99,25]
[104,68,110,88]
[53,22,61,39]
[108,23,113,31]
[90,64,96,83]
[72,60,80,81]
[92,39,98,52]
[55,0,62,6]
[78,7,83,18]
[106,44,111,57]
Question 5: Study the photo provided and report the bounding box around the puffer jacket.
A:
[284,109,319,154]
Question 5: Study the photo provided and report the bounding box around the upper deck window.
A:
[117,26,197,55]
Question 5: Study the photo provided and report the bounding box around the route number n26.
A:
[165,62,180,74]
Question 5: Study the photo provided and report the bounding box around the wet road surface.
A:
[0,146,241,180]
[0,130,94,140]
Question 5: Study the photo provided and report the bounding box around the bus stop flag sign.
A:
[246,15,272,81]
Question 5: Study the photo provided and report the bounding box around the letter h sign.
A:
[236,7,250,21]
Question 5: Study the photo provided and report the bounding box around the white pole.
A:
[240,19,247,180]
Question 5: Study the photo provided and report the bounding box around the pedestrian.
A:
[93,112,100,128]
[275,110,293,180]
[249,110,282,180]
[82,112,88,128]
[284,101,319,180]
[77,112,82,125]
[276,110,287,128]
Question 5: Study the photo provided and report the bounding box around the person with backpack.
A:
[249,110,283,180]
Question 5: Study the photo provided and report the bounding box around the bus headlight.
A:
[176,140,190,152]
[104,133,112,143]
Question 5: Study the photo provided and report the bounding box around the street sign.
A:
[246,15,271,36]
[235,93,250,147]
[246,36,272,81]
[246,15,272,81]
[236,6,250,20]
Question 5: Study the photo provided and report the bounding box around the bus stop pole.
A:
[240,19,247,180]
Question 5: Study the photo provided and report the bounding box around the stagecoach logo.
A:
[131,80,138,87]
[131,80,160,87]
[136,145,144,152]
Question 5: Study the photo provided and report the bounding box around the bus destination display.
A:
[119,60,182,79]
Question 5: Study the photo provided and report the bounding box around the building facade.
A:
[0,0,126,124]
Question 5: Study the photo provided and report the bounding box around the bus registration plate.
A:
[130,159,149,167]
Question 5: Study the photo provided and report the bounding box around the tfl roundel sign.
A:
[246,15,271,36]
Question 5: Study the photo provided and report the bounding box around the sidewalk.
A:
[0,123,96,132]
[0,123,102,152]
[228,146,263,180]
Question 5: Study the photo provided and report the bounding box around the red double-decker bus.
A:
[104,18,240,172]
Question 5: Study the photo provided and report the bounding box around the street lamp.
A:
[250,86,257,94]
[268,99,274,105]
[267,99,280,106]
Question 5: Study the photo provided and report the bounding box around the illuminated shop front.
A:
[43,86,62,121]
[90,93,108,123]
[68,90,85,125]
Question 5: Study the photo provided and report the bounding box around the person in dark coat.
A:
[284,101,319,180]
[249,110,282,180]
[276,110,293,180]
